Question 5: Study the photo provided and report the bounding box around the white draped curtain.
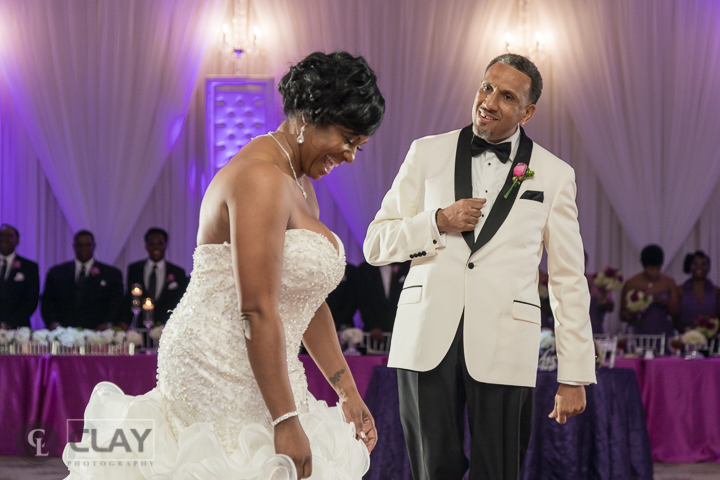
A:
[0,0,224,261]
[538,0,720,263]
[1,0,720,333]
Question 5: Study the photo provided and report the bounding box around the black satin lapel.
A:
[472,127,534,255]
[454,125,475,250]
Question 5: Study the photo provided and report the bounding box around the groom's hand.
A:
[549,384,586,424]
[437,198,486,233]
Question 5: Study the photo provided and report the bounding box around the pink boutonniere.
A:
[503,163,535,199]
[12,260,21,270]
[167,273,175,282]
[91,266,100,276]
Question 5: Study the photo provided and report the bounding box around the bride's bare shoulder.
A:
[213,141,288,195]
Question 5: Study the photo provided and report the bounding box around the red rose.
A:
[91,266,100,276]
[630,291,640,302]
[167,274,175,282]
[12,260,21,270]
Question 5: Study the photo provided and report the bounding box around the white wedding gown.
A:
[63,229,369,480]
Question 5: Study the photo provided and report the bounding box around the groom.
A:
[364,54,596,479]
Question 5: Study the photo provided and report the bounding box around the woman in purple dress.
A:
[585,252,615,334]
[620,245,679,337]
[676,251,720,333]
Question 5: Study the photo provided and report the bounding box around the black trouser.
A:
[398,316,533,480]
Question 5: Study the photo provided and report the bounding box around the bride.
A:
[63,51,385,480]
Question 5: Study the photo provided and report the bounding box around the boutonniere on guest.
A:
[91,266,101,276]
[504,163,535,199]
[167,274,175,282]
[12,260,21,270]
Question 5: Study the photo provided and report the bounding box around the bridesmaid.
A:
[676,251,720,333]
[585,251,615,334]
[620,244,679,338]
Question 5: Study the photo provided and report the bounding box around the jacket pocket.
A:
[512,300,541,325]
[398,285,422,305]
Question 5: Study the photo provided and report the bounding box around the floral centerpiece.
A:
[625,289,653,321]
[0,326,145,355]
[539,329,555,352]
[682,329,708,346]
[340,327,364,356]
[538,275,549,301]
[682,328,708,360]
[695,315,719,339]
[149,325,165,342]
[0,329,14,346]
[538,330,557,371]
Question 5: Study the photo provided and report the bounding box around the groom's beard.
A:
[472,125,492,140]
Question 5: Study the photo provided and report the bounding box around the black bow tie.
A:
[471,136,512,163]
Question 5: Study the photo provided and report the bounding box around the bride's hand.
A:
[340,394,378,452]
[273,417,312,479]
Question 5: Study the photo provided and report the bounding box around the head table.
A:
[2,352,717,476]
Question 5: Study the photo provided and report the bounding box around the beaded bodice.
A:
[156,229,345,452]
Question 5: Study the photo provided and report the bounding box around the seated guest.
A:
[585,252,615,334]
[326,263,358,331]
[676,251,720,333]
[41,230,123,330]
[125,228,187,325]
[620,244,678,338]
[357,260,410,342]
[0,224,40,329]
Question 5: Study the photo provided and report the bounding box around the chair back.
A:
[363,332,392,355]
[708,336,719,357]
[594,334,618,367]
[625,334,665,356]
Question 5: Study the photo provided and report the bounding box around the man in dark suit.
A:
[326,263,359,331]
[356,261,410,341]
[125,228,187,325]
[41,230,123,330]
[0,224,40,329]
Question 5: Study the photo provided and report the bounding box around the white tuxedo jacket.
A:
[364,126,597,387]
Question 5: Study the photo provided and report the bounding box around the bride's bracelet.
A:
[271,411,299,427]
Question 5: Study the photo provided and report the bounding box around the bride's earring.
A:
[297,122,307,144]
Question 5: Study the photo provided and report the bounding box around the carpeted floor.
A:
[2,456,720,480]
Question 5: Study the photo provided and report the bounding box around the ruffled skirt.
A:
[62,382,369,479]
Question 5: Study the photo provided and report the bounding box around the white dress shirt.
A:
[75,258,95,282]
[0,251,17,281]
[144,259,166,299]
[430,127,521,240]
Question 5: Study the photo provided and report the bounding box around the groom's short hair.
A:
[486,54,543,106]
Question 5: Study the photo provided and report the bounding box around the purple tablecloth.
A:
[0,355,46,455]
[4,353,718,467]
[0,353,386,457]
[363,367,653,480]
[641,357,720,462]
[39,354,158,454]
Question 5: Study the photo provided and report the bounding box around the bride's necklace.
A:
[266,132,307,199]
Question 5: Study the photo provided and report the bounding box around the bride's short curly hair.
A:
[278,51,385,136]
